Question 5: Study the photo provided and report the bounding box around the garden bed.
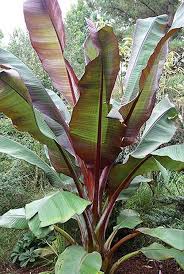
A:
[0,263,51,274]
[0,256,184,274]
[117,255,184,274]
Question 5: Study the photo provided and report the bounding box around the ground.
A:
[117,255,184,274]
[0,256,184,274]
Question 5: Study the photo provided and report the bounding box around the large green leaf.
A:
[132,97,177,158]
[55,246,102,274]
[28,214,53,238]
[138,227,184,250]
[25,191,91,227]
[0,207,53,238]
[141,243,184,270]
[115,209,142,230]
[152,144,184,171]
[0,208,28,229]
[24,0,79,105]
[0,66,76,176]
[0,135,63,187]
[122,15,168,103]
[70,27,123,167]
[109,144,184,190]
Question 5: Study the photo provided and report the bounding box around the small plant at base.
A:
[0,1,184,273]
[11,246,39,268]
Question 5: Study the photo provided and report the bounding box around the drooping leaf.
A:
[25,191,91,227]
[0,135,63,187]
[0,208,28,229]
[114,209,142,230]
[55,245,102,274]
[70,27,123,167]
[141,243,184,270]
[28,214,53,238]
[109,144,184,190]
[0,49,66,126]
[117,176,152,201]
[152,144,184,171]
[131,97,177,158]
[0,66,76,176]
[138,227,184,250]
[24,0,79,105]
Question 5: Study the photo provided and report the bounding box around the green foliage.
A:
[11,231,56,267]
[126,172,184,229]
[87,0,179,25]
[12,247,39,268]
[0,118,51,263]
[0,118,49,215]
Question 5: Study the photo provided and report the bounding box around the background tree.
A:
[7,29,52,89]
[64,0,92,77]
[86,0,179,26]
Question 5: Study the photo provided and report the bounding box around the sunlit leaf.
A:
[115,209,142,230]
[55,245,102,274]
[26,191,91,227]
[139,227,184,250]
[132,97,177,158]
[0,208,28,229]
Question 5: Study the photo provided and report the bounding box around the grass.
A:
[0,229,24,263]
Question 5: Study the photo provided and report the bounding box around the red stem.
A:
[107,231,141,257]
[96,156,150,240]
[98,165,112,214]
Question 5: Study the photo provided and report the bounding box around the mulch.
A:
[0,264,50,274]
[0,256,184,274]
[116,255,184,274]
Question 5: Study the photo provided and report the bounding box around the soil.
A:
[0,256,183,274]
[116,255,184,274]
[0,264,51,274]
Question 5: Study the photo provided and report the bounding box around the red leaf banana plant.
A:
[0,1,184,273]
